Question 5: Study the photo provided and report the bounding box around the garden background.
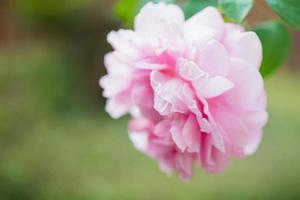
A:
[0,0,300,199]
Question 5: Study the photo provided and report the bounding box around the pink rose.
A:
[100,2,268,180]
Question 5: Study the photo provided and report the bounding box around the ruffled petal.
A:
[185,7,224,42]
[223,24,262,69]
[100,53,132,97]
[178,58,233,99]
[223,58,264,109]
[170,115,187,151]
[105,92,131,119]
[151,71,190,115]
[134,2,184,36]
[198,40,231,77]
[193,76,233,99]
[107,29,141,53]
[200,135,228,173]
[182,115,200,153]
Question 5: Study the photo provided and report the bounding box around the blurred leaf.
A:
[114,0,139,27]
[266,0,300,29]
[218,0,253,23]
[115,0,176,27]
[183,0,217,19]
[254,21,291,78]
[14,0,93,26]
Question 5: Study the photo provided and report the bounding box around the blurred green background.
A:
[0,0,300,199]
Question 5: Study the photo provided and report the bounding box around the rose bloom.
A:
[100,2,268,180]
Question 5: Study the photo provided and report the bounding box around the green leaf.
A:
[254,21,291,78]
[266,0,300,29]
[218,0,253,23]
[114,0,176,27]
[183,0,217,19]
[114,0,139,27]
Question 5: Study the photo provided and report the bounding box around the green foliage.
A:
[13,0,93,25]
[254,21,291,78]
[114,0,139,27]
[114,0,300,30]
[183,0,217,19]
[218,0,253,23]
[115,0,176,27]
[183,0,254,22]
[266,0,300,29]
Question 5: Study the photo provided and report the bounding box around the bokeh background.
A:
[0,0,300,199]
